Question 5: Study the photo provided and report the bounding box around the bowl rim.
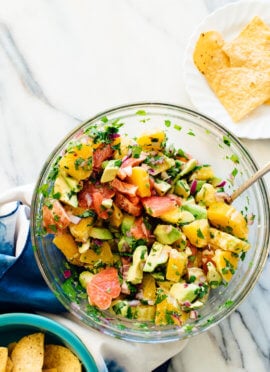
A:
[30,101,270,343]
[0,312,98,372]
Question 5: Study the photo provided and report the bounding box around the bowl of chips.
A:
[31,102,270,343]
[0,313,98,371]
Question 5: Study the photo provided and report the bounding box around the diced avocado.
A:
[100,159,121,183]
[54,173,80,207]
[174,179,190,198]
[181,196,195,205]
[143,242,170,273]
[127,245,148,284]
[130,304,156,321]
[89,227,113,240]
[118,236,132,252]
[111,300,130,317]
[181,204,207,220]
[78,240,90,254]
[101,198,113,209]
[187,267,206,284]
[178,158,197,178]
[206,261,222,288]
[172,233,187,250]
[169,282,200,303]
[154,224,182,245]
[178,210,195,225]
[209,227,250,253]
[153,179,171,196]
[182,300,204,311]
[149,155,175,176]
[121,214,135,234]
[79,271,94,288]
[195,180,206,193]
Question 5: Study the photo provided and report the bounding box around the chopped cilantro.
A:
[174,124,182,131]
[164,120,171,127]
[100,116,109,123]
[197,229,204,239]
[223,136,231,146]
[136,109,147,116]
[230,154,239,164]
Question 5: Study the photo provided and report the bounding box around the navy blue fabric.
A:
[0,231,66,313]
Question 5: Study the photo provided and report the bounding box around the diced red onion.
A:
[124,166,132,177]
[190,179,198,195]
[85,194,92,207]
[190,310,198,320]
[109,133,120,140]
[183,301,191,307]
[122,155,130,163]
[67,214,81,224]
[63,270,71,279]
[92,239,103,246]
[216,180,226,188]
[128,300,140,307]
[247,214,255,225]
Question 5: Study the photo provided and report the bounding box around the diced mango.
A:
[69,217,94,242]
[141,274,156,302]
[209,227,250,253]
[136,130,166,151]
[166,250,187,282]
[128,167,151,197]
[53,232,80,264]
[159,206,182,224]
[79,241,114,266]
[114,135,134,159]
[155,295,189,326]
[213,249,239,282]
[190,165,215,181]
[207,202,248,239]
[59,143,93,180]
[109,203,123,227]
[182,219,210,247]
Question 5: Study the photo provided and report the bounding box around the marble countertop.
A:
[0,0,269,371]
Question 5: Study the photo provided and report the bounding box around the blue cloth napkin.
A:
[0,202,65,313]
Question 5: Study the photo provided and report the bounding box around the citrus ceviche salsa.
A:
[40,119,251,327]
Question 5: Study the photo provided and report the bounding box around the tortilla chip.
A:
[223,16,270,66]
[42,369,58,372]
[0,347,8,372]
[207,67,270,122]
[43,344,81,372]
[8,341,17,354]
[193,31,230,76]
[5,357,13,372]
[11,332,44,372]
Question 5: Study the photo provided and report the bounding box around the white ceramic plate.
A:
[184,0,270,139]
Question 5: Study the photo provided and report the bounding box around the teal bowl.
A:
[0,313,98,372]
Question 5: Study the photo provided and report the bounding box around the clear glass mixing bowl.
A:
[31,103,270,343]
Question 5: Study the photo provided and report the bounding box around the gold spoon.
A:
[226,160,270,204]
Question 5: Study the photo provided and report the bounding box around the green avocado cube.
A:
[153,224,182,245]
[143,242,170,273]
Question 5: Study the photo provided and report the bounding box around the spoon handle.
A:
[229,160,270,203]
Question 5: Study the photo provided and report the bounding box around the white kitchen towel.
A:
[0,184,188,372]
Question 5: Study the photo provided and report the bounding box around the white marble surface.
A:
[0,0,269,371]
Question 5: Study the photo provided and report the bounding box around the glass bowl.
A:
[31,102,270,343]
[0,313,98,371]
